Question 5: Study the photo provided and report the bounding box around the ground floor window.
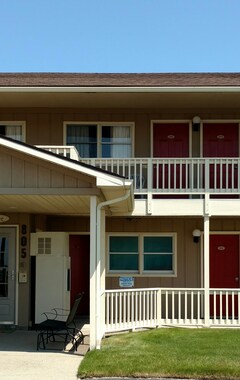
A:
[109,236,138,271]
[108,233,176,275]
[143,236,173,271]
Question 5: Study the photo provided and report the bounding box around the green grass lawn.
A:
[78,328,240,379]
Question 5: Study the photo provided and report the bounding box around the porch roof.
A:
[0,136,133,215]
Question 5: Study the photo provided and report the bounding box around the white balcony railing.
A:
[36,145,80,161]
[82,158,240,195]
[37,147,240,195]
[104,288,240,333]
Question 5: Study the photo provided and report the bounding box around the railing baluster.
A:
[197,291,200,323]
[226,291,229,324]
[238,292,240,324]
[214,159,216,191]
[191,291,194,322]
[178,291,181,323]
[172,290,175,322]
[220,291,222,324]
[232,291,235,321]
[220,159,223,191]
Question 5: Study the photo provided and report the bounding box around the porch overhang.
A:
[1,87,240,109]
[0,137,134,215]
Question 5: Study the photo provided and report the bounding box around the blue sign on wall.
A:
[119,277,134,288]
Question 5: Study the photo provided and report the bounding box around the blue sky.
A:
[1,0,240,73]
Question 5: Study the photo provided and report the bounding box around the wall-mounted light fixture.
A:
[192,229,201,243]
[192,116,201,125]
[192,116,201,132]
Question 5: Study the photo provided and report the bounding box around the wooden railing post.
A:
[205,159,210,192]
[157,289,162,327]
[147,158,152,214]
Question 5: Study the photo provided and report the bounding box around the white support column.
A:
[203,215,210,326]
[99,209,106,344]
[90,196,97,350]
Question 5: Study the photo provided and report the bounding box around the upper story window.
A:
[64,122,133,158]
[0,122,25,142]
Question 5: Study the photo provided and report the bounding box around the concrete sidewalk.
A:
[0,325,89,380]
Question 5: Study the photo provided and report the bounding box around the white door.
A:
[0,227,16,323]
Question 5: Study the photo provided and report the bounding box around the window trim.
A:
[0,121,26,142]
[107,232,177,277]
[63,121,135,158]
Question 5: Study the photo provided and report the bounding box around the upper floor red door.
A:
[153,123,189,158]
[153,123,189,191]
[203,123,238,157]
[203,123,239,191]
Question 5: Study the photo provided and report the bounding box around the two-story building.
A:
[0,73,240,349]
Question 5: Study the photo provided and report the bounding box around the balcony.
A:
[82,157,240,196]
[38,146,240,213]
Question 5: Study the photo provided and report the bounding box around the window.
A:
[109,236,138,272]
[0,122,25,142]
[37,237,52,255]
[143,236,173,271]
[65,122,133,158]
[108,233,176,275]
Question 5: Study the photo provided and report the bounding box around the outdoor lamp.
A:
[192,116,201,125]
[192,229,201,243]
[192,116,201,131]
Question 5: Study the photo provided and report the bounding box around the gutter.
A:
[95,189,131,349]
[1,86,240,93]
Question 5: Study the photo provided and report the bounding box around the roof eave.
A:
[1,86,240,93]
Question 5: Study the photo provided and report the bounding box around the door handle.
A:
[235,277,239,282]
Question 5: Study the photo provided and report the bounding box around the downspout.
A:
[95,189,131,349]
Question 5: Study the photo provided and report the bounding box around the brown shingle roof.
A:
[0,73,240,87]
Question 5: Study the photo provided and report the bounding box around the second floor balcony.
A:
[82,157,240,196]
[38,146,240,216]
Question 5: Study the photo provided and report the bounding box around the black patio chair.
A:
[36,292,84,351]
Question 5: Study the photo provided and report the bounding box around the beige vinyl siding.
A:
[41,214,240,289]
[0,148,94,190]
[1,107,240,158]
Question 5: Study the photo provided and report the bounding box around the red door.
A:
[69,235,90,315]
[203,123,238,192]
[210,235,239,317]
[153,123,189,192]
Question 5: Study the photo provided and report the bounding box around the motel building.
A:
[0,73,240,349]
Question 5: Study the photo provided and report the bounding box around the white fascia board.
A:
[1,86,240,93]
[96,177,132,188]
[0,137,130,188]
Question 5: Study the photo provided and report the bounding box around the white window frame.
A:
[63,121,135,158]
[108,233,139,274]
[0,121,26,142]
[107,232,177,277]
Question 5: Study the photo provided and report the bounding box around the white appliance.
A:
[31,232,70,324]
